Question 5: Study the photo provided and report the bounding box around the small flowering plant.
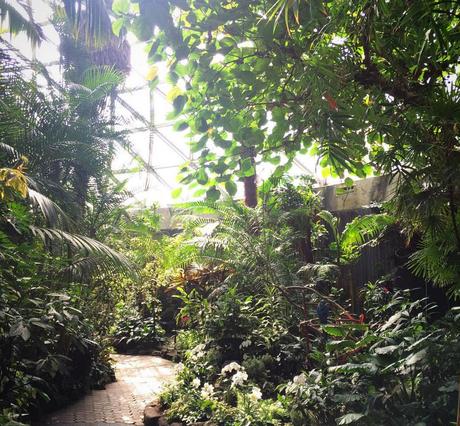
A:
[161,357,289,425]
[160,371,219,423]
[281,370,331,425]
[178,341,218,385]
[220,361,242,375]
[284,372,308,394]
[200,382,215,399]
[187,343,207,361]
[219,361,250,391]
[234,388,287,425]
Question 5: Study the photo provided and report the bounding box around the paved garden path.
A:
[38,354,175,426]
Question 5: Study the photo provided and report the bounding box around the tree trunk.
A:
[297,220,314,263]
[243,154,257,208]
[74,165,89,220]
[244,172,257,208]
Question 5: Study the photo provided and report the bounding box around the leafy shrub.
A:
[0,277,115,420]
[175,328,203,353]
[159,196,458,425]
[160,361,289,425]
[0,208,116,421]
[161,279,459,425]
[175,285,307,388]
[111,314,165,352]
[285,287,460,425]
[158,282,308,424]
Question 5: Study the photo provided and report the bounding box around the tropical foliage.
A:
[157,191,459,425]
[114,0,460,295]
[1,1,460,425]
[0,1,134,422]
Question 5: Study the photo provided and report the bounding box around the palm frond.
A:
[173,215,217,229]
[408,239,457,287]
[175,199,222,215]
[266,0,304,33]
[62,0,113,47]
[28,189,73,230]
[58,255,122,281]
[82,65,124,91]
[0,0,44,46]
[0,141,21,161]
[30,226,134,275]
[341,214,396,249]
[67,66,124,106]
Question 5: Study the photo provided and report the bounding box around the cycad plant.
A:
[177,198,304,294]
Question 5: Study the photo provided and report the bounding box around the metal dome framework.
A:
[5,1,320,206]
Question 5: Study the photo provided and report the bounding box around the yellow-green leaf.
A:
[146,65,159,81]
[167,86,183,102]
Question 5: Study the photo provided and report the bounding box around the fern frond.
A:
[407,236,458,287]
[341,214,396,249]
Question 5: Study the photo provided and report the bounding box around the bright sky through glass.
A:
[8,0,329,207]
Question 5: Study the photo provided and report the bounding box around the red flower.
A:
[324,93,338,111]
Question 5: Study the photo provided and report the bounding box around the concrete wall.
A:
[318,175,396,212]
[157,175,396,229]
[158,207,176,230]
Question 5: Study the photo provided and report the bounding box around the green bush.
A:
[0,210,115,421]
[112,314,165,352]
[285,287,460,425]
[0,276,115,420]
[160,281,459,425]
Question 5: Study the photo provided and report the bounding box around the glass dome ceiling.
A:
[6,0,327,207]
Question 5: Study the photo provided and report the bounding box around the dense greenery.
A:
[0,1,132,423]
[157,188,459,425]
[115,0,460,296]
[1,1,460,425]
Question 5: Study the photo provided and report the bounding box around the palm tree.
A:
[59,0,131,75]
[0,0,44,46]
[0,48,132,278]
[51,0,131,217]
[0,1,133,277]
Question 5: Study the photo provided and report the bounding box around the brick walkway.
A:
[37,354,175,426]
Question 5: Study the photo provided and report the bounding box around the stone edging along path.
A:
[36,354,175,426]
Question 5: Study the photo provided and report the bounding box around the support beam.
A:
[114,140,173,189]
[116,95,192,163]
